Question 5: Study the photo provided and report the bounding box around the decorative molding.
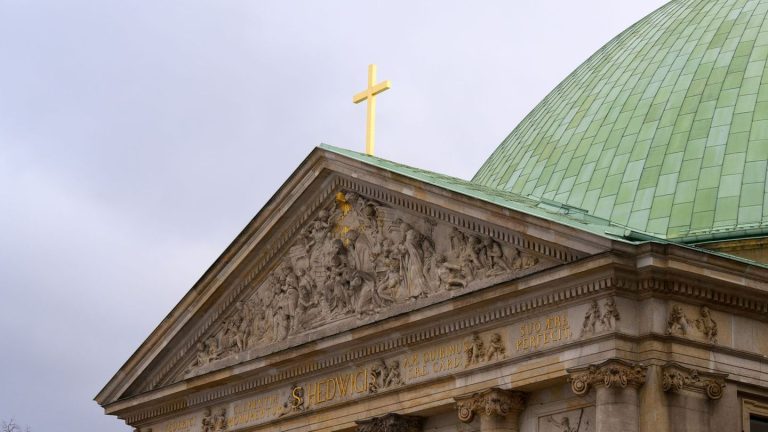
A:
[639,278,768,316]
[454,387,526,423]
[568,359,647,395]
[355,413,424,432]
[123,275,617,424]
[661,363,727,400]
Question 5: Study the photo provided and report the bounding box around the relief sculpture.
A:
[188,190,540,372]
[464,332,506,368]
[579,297,620,338]
[201,407,227,432]
[538,407,594,432]
[665,304,718,343]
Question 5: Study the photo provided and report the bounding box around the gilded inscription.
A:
[304,368,369,406]
[228,395,281,427]
[403,341,464,379]
[516,313,571,352]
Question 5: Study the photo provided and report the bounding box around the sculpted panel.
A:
[665,304,718,344]
[187,190,541,372]
[537,407,594,432]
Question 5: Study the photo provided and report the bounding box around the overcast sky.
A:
[0,1,669,430]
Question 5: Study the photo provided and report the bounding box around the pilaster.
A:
[568,359,647,432]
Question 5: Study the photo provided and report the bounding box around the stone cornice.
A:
[453,388,526,423]
[567,359,647,395]
[106,260,768,426]
[140,172,581,395]
[99,147,768,411]
[113,273,618,424]
[661,362,728,400]
[109,266,768,425]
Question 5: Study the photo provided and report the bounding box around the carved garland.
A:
[454,388,526,423]
[568,359,647,395]
[661,363,727,400]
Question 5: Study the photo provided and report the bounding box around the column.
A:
[355,413,423,432]
[454,387,526,432]
[568,359,647,432]
[661,362,728,432]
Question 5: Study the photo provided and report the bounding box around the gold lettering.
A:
[516,313,571,352]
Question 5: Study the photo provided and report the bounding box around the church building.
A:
[97,0,768,431]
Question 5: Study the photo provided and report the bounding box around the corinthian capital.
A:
[661,362,727,400]
[453,387,527,423]
[355,413,423,432]
[567,359,647,395]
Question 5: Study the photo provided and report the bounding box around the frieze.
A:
[127,280,616,425]
[185,190,542,374]
[661,362,727,400]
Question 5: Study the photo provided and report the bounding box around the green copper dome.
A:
[474,0,768,241]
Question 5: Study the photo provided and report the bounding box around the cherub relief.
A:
[580,300,601,338]
[464,333,485,366]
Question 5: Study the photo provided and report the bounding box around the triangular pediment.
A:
[97,146,609,409]
[181,188,547,376]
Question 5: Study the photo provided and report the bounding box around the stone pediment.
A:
[100,148,599,406]
[182,188,549,378]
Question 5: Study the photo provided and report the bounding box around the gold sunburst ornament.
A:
[353,64,391,156]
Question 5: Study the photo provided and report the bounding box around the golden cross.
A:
[353,64,391,156]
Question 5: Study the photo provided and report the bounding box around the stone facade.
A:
[96,148,768,432]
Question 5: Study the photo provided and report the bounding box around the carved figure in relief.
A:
[449,227,467,260]
[435,254,467,289]
[368,359,387,393]
[600,297,620,330]
[580,300,601,338]
[396,221,430,300]
[694,306,718,344]
[201,408,213,432]
[384,360,403,387]
[352,271,378,317]
[546,412,589,432]
[665,305,690,336]
[211,408,227,432]
[204,336,220,362]
[484,237,510,273]
[464,333,485,366]
[279,384,306,417]
[486,333,506,361]
[193,342,209,367]
[186,189,550,373]
[459,235,484,278]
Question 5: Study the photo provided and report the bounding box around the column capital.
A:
[453,387,527,423]
[567,358,647,395]
[355,413,423,432]
[661,362,727,400]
